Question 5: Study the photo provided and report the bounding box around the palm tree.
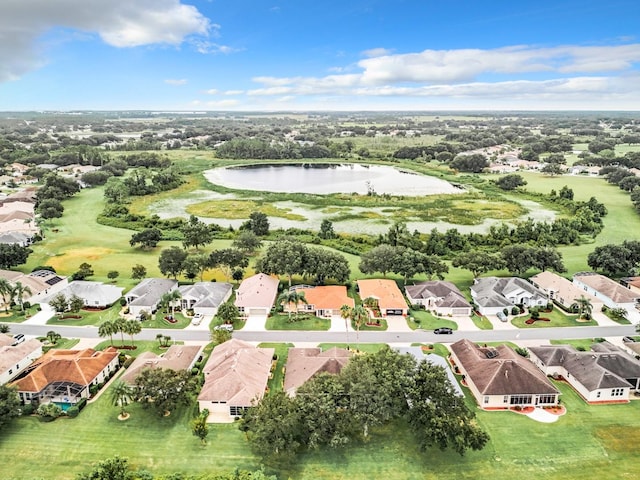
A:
[168,289,182,318]
[0,278,12,313]
[340,304,352,349]
[573,295,593,320]
[46,330,61,345]
[110,380,134,418]
[277,290,307,322]
[156,333,164,347]
[123,319,142,347]
[350,305,369,352]
[113,317,127,347]
[98,320,116,347]
[12,282,32,312]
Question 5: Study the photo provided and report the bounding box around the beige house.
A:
[120,345,203,385]
[449,339,560,409]
[357,279,408,316]
[284,285,354,317]
[0,269,68,307]
[530,271,602,312]
[405,281,472,317]
[0,336,43,385]
[573,272,640,322]
[234,273,279,316]
[198,339,274,422]
[283,347,352,396]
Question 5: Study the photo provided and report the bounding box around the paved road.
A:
[7,323,637,345]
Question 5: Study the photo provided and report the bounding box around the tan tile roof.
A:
[357,279,407,311]
[0,339,42,374]
[294,285,354,311]
[530,271,600,307]
[574,272,640,304]
[120,345,202,385]
[198,339,274,406]
[235,273,279,309]
[0,333,14,348]
[450,339,558,396]
[10,347,119,393]
[284,347,352,394]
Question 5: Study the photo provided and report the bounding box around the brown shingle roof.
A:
[450,339,558,396]
[120,345,202,385]
[284,347,352,395]
[574,272,640,304]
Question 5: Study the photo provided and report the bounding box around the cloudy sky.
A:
[1,0,640,111]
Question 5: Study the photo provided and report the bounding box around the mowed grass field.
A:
[2,363,640,480]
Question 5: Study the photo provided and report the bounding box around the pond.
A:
[203,163,463,196]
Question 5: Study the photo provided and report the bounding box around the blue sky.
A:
[1,0,640,111]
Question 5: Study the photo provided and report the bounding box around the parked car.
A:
[623,336,636,343]
[214,324,233,332]
[433,327,453,335]
[12,334,25,346]
[191,314,204,326]
[497,311,508,322]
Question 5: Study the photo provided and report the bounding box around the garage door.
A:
[248,308,266,315]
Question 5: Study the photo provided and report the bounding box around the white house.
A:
[573,272,640,321]
[41,280,123,309]
[529,342,640,404]
[0,337,43,385]
[470,277,548,315]
[125,278,178,317]
[405,281,472,317]
[178,282,232,316]
[234,273,279,316]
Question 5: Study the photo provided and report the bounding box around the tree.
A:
[452,251,505,277]
[304,247,350,284]
[135,368,198,416]
[349,304,369,351]
[110,381,134,418]
[501,244,535,276]
[131,264,147,280]
[104,178,129,204]
[242,211,269,236]
[340,304,352,349]
[73,262,94,281]
[0,385,21,431]
[49,293,68,314]
[158,247,188,279]
[573,295,593,320]
[209,248,249,282]
[68,294,85,313]
[587,242,640,277]
[232,230,263,255]
[98,320,116,347]
[129,228,162,249]
[532,247,566,273]
[77,455,131,480]
[559,185,574,200]
[36,198,64,224]
[256,238,307,287]
[0,278,12,312]
[191,409,210,445]
[217,302,239,325]
[107,271,119,282]
[213,328,232,344]
[277,290,308,322]
[46,330,61,344]
[407,361,489,455]
[113,317,127,347]
[359,244,397,277]
[496,174,527,191]
[0,324,9,334]
[123,319,141,347]
[541,163,563,176]
[12,281,32,312]
[0,244,32,269]
[450,153,489,173]
[318,219,336,239]
[181,215,215,250]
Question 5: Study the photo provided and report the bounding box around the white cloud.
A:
[203,88,219,94]
[224,90,244,95]
[361,47,394,58]
[165,78,188,86]
[204,99,240,108]
[0,0,211,81]
[191,40,242,54]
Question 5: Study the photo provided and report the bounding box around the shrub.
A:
[515,347,529,358]
[595,337,606,343]
[21,403,35,415]
[37,403,62,421]
[511,306,521,315]
[502,308,509,316]
[23,301,31,310]
[191,367,199,376]
[89,384,100,396]
[66,406,79,418]
[123,357,135,368]
[76,398,88,411]
[120,298,127,306]
[577,346,587,351]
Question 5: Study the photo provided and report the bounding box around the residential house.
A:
[0,269,68,306]
[449,339,560,408]
[0,337,43,385]
[10,347,119,405]
[357,279,408,316]
[405,281,472,317]
[285,285,354,317]
[0,232,32,246]
[470,277,549,316]
[125,278,178,317]
[529,271,602,312]
[283,347,352,396]
[120,345,203,385]
[197,339,274,422]
[621,276,640,295]
[41,280,123,309]
[178,282,232,316]
[529,342,640,403]
[394,346,464,397]
[234,273,279,316]
[573,272,640,321]
[0,210,38,237]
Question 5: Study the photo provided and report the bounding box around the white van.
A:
[496,311,508,322]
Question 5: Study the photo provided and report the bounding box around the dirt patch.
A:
[525,317,551,325]
[47,247,115,271]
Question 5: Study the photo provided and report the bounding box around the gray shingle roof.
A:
[179,282,232,309]
[405,281,472,309]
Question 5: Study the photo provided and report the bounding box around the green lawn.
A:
[258,342,293,393]
[409,309,457,330]
[471,313,493,330]
[39,337,80,352]
[0,306,40,323]
[318,343,388,354]
[266,313,330,330]
[510,307,596,328]
[93,339,181,357]
[46,303,123,327]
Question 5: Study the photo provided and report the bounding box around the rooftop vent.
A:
[485,349,499,359]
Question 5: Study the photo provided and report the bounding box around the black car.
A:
[433,327,453,335]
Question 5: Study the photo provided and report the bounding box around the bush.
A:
[89,384,99,396]
[120,298,127,306]
[37,403,63,421]
[502,308,509,316]
[511,306,521,315]
[515,347,529,358]
[577,346,587,351]
[191,367,199,376]
[123,357,135,368]
[21,403,35,415]
[67,406,79,418]
[76,398,88,411]
[23,301,31,310]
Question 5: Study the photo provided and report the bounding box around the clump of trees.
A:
[240,347,488,463]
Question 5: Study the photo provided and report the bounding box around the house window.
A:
[503,396,509,403]
[611,388,625,397]
[229,406,247,416]
[510,395,533,405]
[597,392,601,398]
[537,395,556,405]
[483,397,489,404]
